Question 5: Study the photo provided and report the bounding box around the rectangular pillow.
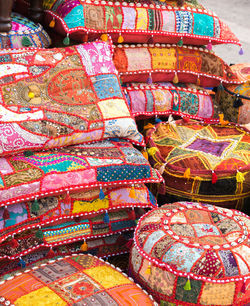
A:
[0,41,143,156]
[0,139,162,206]
[42,0,240,47]
[113,44,241,87]
[123,82,218,121]
[0,183,156,244]
[0,207,145,260]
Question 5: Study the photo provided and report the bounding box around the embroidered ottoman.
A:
[130,202,250,306]
[215,63,250,126]
[0,254,157,305]
[146,119,250,212]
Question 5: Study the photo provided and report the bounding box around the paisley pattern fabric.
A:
[146,120,250,210]
[113,44,241,87]
[0,254,156,305]
[0,140,162,207]
[0,41,143,157]
[130,202,250,305]
[123,82,217,121]
[0,13,51,49]
[42,0,240,46]
[215,63,250,125]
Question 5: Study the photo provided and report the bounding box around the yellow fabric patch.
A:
[98,98,130,119]
[136,8,148,30]
[15,286,66,306]
[200,282,235,305]
[73,197,109,214]
[149,47,177,70]
[84,266,131,289]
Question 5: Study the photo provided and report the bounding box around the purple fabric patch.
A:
[187,138,230,157]
[219,250,239,276]
[122,7,136,29]
[57,0,81,18]
[129,90,146,112]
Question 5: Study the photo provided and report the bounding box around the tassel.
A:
[28,91,35,99]
[23,150,34,157]
[36,227,44,239]
[31,198,40,214]
[82,34,88,43]
[158,181,166,195]
[159,163,166,175]
[196,76,200,86]
[3,206,10,220]
[22,36,32,47]
[80,240,88,252]
[241,281,246,293]
[143,123,155,130]
[117,34,124,44]
[100,34,108,42]
[47,248,56,258]
[65,191,71,204]
[177,37,183,47]
[177,0,184,6]
[236,171,245,183]
[148,36,154,44]
[147,147,158,156]
[18,258,26,268]
[128,207,136,220]
[99,187,105,200]
[63,34,70,46]
[233,95,243,108]
[155,116,162,123]
[103,211,110,223]
[142,148,148,160]
[219,113,229,126]
[217,82,224,92]
[129,185,136,199]
[147,74,153,85]
[173,72,179,84]
[125,239,133,249]
[145,264,152,275]
[10,237,19,249]
[239,47,244,55]
[184,168,191,179]
[207,41,213,51]
[184,278,191,291]
[183,117,190,123]
[212,171,217,184]
[49,19,55,28]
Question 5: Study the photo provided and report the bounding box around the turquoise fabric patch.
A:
[111,220,136,231]
[179,91,199,115]
[64,5,84,29]
[193,13,214,37]
[145,90,154,112]
[92,74,122,100]
[0,203,28,229]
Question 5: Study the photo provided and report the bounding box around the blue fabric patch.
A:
[148,189,157,206]
[193,13,214,37]
[1,203,28,228]
[97,165,151,182]
[111,220,136,231]
[92,74,123,100]
[120,147,147,164]
[171,90,179,112]
[176,11,193,34]
[124,92,131,108]
[64,5,84,29]
[145,90,154,112]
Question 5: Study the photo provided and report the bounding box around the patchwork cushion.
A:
[130,202,250,306]
[42,0,240,47]
[0,13,51,49]
[0,254,156,305]
[0,41,143,156]
[113,44,241,87]
[215,63,250,125]
[123,82,218,121]
[0,140,162,207]
[146,120,250,210]
[0,183,156,245]
[0,207,144,260]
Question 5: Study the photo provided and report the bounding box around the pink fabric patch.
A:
[0,158,14,175]
[130,91,147,112]
[198,94,213,118]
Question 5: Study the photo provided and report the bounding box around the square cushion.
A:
[113,44,241,87]
[0,13,51,49]
[0,139,162,207]
[215,63,250,125]
[0,207,145,260]
[0,254,156,305]
[123,82,218,121]
[130,202,250,305]
[146,120,250,210]
[0,183,156,245]
[42,0,240,47]
[0,41,143,156]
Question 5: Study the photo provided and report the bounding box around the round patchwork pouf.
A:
[130,202,250,306]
